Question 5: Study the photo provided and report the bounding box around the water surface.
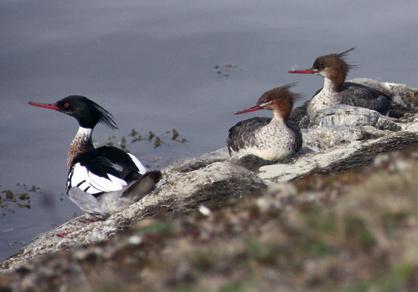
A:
[1,0,417,261]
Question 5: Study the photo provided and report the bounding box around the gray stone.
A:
[350,78,418,108]
[259,131,418,182]
[306,104,400,130]
[299,105,401,149]
[301,126,388,150]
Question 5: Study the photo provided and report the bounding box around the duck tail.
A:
[122,170,162,201]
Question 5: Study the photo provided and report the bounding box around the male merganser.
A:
[227,84,302,161]
[29,95,161,218]
[288,48,391,115]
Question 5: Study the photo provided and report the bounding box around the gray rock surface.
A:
[351,78,418,108]
[291,78,418,129]
[260,131,418,182]
[300,105,402,149]
[296,78,418,150]
[0,160,265,270]
[304,104,400,130]
[1,79,418,272]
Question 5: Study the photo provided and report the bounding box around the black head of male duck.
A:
[29,95,118,130]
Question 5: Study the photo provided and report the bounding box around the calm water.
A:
[1,0,417,261]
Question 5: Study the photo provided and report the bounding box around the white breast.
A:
[308,77,341,114]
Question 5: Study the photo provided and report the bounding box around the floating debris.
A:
[19,193,30,201]
[129,128,142,143]
[154,137,162,148]
[3,190,14,200]
[214,63,238,77]
[16,203,30,209]
[0,185,42,215]
[119,136,128,150]
[96,127,188,160]
[29,185,40,192]
[171,128,179,141]
[129,128,139,137]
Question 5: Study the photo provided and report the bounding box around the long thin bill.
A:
[288,69,316,74]
[28,101,59,110]
[234,105,263,115]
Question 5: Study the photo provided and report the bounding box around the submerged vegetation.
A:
[214,63,239,77]
[0,184,42,215]
[101,128,188,150]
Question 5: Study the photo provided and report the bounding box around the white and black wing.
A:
[67,146,147,196]
[227,117,271,155]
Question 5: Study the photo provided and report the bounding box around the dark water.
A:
[1,0,417,261]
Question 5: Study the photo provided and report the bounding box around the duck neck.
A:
[271,99,292,123]
[67,127,94,169]
[272,110,286,124]
[323,71,346,92]
[323,77,339,93]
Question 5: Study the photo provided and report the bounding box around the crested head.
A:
[257,83,300,120]
[234,83,299,120]
[311,47,355,87]
[29,95,117,129]
[56,95,118,129]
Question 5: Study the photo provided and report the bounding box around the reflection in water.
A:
[1,0,418,260]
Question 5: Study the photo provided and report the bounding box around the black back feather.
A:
[74,146,141,182]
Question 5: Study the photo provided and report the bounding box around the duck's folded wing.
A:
[227,117,270,154]
[89,146,146,175]
[67,146,146,195]
[341,82,390,113]
[67,162,128,195]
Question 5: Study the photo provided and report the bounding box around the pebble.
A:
[198,205,211,216]
[128,235,142,245]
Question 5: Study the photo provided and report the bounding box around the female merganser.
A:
[288,48,391,115]
[227,84,302,162]
[29,95,161,218]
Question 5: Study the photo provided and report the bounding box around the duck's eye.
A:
[318,62,327,70]
[64,102,70,109]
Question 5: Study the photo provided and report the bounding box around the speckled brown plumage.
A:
[67,136,93,170]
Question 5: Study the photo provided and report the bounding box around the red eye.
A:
[64,102,70,108]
